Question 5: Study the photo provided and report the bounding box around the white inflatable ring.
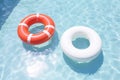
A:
[60,26,102,63]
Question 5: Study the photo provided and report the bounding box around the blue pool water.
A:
[0,0,120,80]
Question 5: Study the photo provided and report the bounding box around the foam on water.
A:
[26,60,48,77]
[19,49,59,79]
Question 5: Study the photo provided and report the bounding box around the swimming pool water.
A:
[0,0,120,80]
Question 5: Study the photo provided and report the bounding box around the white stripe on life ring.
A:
[27,34,33,43]
[36,13,39,22]
[19,23,28,28]
[45,25,55,29]
[43,30,51,37]
[36,13,39,18]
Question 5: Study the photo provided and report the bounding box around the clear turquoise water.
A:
[0,0,120,80]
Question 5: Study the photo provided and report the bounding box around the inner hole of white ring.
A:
[72,34,90,49]
[29,23,44,34]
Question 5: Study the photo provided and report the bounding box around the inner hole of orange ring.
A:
[29,23,45,34]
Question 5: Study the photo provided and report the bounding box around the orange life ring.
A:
[17,14,55,45]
